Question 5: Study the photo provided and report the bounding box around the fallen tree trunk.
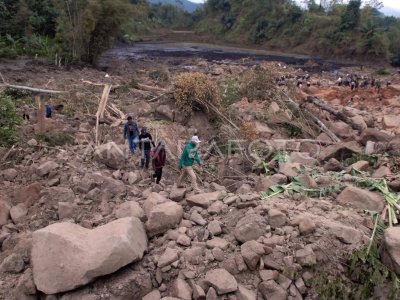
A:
[305,96,363,132]
[285,98,340,143]
[0,84,65,94]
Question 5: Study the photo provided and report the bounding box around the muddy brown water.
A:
[100,41,358,73]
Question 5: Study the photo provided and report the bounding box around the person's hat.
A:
[191,136,201,144]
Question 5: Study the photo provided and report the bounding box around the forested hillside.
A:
[196,0,400,65]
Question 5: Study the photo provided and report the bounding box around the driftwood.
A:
[285,98,340,143]
[95,84,112,145]
[137,83,169,93]
[305,96,362,132]
[0,72,65,94]
[0,84,66,94]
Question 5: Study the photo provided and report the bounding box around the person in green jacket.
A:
[176,136,203,193]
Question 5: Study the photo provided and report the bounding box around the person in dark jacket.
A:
[139,127,155,169]
[45,104,52,118]
[152,140,166,184]
[123,116,139,155]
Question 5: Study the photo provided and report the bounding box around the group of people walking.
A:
[123,116,203,193]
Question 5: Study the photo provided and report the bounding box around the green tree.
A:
[340,0,361,31]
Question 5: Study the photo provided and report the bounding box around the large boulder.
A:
[145,202,183,237]
[31,217,147,294]
[337,186,384,211]
[94,142,126,170]
[234,214,267,243]
[381,227,400,275]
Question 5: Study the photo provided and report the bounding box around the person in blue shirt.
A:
[45,104,52,118]
[123,116,139,155]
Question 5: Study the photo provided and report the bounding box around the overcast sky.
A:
[188,0,400,10]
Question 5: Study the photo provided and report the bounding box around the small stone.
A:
[212,247,225,262]
[158,248,180,268]
[27,139,38,146]
[171,278,192,300]
[177,234,191,247]
[295,246,317,267]
[236,284,256,300]
[192,284,206,300]
[58,202,75,220]
[208,220,222,236]
[205,269,238,295]
[259,270,279,281]
[298,218,316,235]
[258,280,287,300]
[190,211,207,226]
[10,204,28,224]
[143,290,161,300]
[206,287,218,300]
[241,241,265,270]
[268,209,287,228]
[295,277,307,295]
[206,238,229,250]
[208,201,223,215]
[0,253,25,273]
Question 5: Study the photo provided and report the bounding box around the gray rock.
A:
[143,290,161,300]
[381,227,400,275]
[298,218,316,235]
[2,168,18,181]
[0,200,10,226]
[236,284,256,300]
[146,202,183,237]
[37,161,59,177]
[206,238,229,250]
[94,142,126,169]
[58,202,75,220]
[268,209,287,228]
[10,204,28,224]
[31,217,147,294]
[337,186,384,211]
[258,280,287,300]
[187,191,226,208]
[205,269,238,295]
[241,240,265,270]
[0,253,25,273]
[158,248,180,268]
[115,201,145,221]
[171,278,192,300]
[208,220,222,236]
[170,185,187,201]
[234,214,267,243]
[295,246,317,267]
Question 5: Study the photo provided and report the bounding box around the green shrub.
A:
[0,94,22,146]
[375,68,391,76]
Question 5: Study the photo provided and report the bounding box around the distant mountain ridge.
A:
[380,6,400,17]
[148,0,200,13]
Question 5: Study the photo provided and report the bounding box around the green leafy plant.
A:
[0,94,22,146]
[261,177,343,199]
